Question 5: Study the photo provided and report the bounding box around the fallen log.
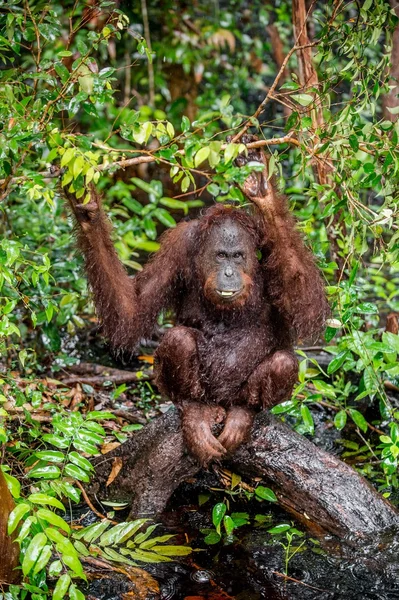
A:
[87,409,399,540]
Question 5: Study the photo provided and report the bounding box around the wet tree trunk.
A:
[88,409,399,541]
[0,470,20,584]
[383,0,399,121]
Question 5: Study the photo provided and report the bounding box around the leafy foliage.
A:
[1,0,399,595]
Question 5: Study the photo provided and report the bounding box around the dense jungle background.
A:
[1,0,399,599]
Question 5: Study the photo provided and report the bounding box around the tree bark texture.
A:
[383,0,399,121]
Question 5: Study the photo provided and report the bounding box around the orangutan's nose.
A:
[225,266,233,277]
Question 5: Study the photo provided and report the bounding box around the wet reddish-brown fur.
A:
[66,150,329,465]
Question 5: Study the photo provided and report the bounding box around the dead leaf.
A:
[106,457,123,487]
[101,441,121,454]
[138,355,154,365]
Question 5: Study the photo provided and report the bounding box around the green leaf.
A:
[28,464,61,479]
[36,509,70,533]
[212,503,226,533]
[204,531,221,545]
[122,548,172,563]
[327,351,350,374]
[52,573,71,600]
[34,450,65,463]
[64,463,90,482]
[349,409,368,433]
[267,524,291,535]
[69,584,85,600]
[131,177,160,197]
[48,560,63,577]
[224,143,239,163]
[61,148,74,168]
[139,534,175,549]
[132,524,158,545]
[223,516,235,536]
[8,502,31,534]
[151,545,192,556]
[154,208,176,228]
[3,471,21,498]
[291,94,314,106]
[22,532,47,576]
[73,155,85,179]
[312,380,336,398]
[181,116,190,132]
[255,486,277,502]
[355,303,378,314]
[194,146,210,167]
[73,519,110,543]
[301,405,314,434]
[99,522,142,546]
[133,122,153,144]
[68,451,94,473]
[33,544,52,575]
[383,332,399,354]
[334,410,347,431]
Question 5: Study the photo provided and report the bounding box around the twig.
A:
[272,571,327,592]
[60,371,154,386]
[75,480,117,523]
[140,0,154,106]
[230,42,318,143]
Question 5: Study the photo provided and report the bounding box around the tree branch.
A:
[0,136,299,188]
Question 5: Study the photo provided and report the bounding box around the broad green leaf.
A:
[334,410,347,431]
[28,464,61,479]
[36,508,70,533]
[327,351,349,374]
[64,463,90,482]
[34,450,65,463]
[68,451,94,473]
[224,143,239,163]
[223,516,235,536]
[73,519,111,543]
[212,503,226,533]
[267,523,291,535]
[151,545,192,556]
[69,584,85,600]
[52,573,71,600]
[132,524,158,545]
[99,521,142,546]
[292,94,314,106]
[124,548,172,563]
[73,155,85,179]
[139,534,175,549]
[301,405,314,434]
[33,544,52,575]
[61,148,74,168]
[3,471,21,498]
[48,560,63,577]
[8,502,31,534]
[194,146,210,167]
[349,409,368,433]
[22,532,47,576]
[204,531,221,545]
[131,177,160,197]
[255,486,277,502]
[181,116,190,132]
[154,208,176,228]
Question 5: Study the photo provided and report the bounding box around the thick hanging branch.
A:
[292,0,344,272]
